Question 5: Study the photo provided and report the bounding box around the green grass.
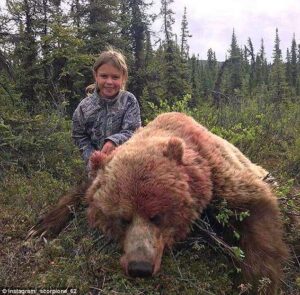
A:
[1,167,299,294]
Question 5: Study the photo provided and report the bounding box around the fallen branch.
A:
[192,219,244,262]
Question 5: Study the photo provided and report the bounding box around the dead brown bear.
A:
[28,112,288,294]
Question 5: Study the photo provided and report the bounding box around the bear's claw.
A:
[26,222,49,240]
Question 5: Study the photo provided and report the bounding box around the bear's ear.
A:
[89,150,116,179]
[163,137,184,164]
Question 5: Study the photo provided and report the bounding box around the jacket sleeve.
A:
[72,105,95,163]
[105,95,141,146]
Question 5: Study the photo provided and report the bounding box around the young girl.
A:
[72,48,141,166]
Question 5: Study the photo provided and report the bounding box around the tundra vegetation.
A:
[0,0,299,294]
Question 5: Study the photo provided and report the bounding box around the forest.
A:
[0,0,299,294]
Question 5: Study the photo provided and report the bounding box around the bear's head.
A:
[86,137,213,278]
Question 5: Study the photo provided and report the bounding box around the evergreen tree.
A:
[255,38,269,87]
[5,0,42,113]
[161,0,174,44]
[189,54,200,105]
[120,0,152,105]
[228,29,242,93]
[160,0,189,103]
[83,0,119,53]
[178,6,191,98]
[0,5,15,80]
[270,28,286,102]
[290,34,298,88]
[40,24,92,114]
[36,0,73,109]
[286,48,292,86]
[141,29,161,108]
[297,43,300,95]
[180,6,191,59]
[144,29,154,67]
[205,48,218,98]
[273,28,282,61]
[69,0,85,29]
[213,58,231,106]
[245,38,255,93]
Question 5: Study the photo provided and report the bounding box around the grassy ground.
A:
[0,168,299,295]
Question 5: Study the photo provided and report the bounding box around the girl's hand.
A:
[101,140,116,155]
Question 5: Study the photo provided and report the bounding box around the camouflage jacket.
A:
[72,90,141,163]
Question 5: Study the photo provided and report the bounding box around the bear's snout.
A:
[120,216,165,277]
[127,260,153,277]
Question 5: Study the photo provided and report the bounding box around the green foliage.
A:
[215,205,233,227]
[227,30,243,92]
[230,247,245,260]
[144,93,193,122]
[39,24,94,114]
[215,200,250,244]
[276,178,294,198]
[144,90,300,185]
[0,106,82,179]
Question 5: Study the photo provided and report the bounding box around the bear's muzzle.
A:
[120,215,164,277]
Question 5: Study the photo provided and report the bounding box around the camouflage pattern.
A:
[72,90,141,162]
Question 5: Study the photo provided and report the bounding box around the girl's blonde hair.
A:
[86,47,128,95]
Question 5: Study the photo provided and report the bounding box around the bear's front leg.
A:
[213,171,288,294]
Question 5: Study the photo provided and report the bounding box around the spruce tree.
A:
[69,0,84,29]
[290,34,298,88]
[83,0,119,53]
[270,28,286,102]
[119,0,152,106]
[255,38,269,88]
[246,38,256,94]
[189,54,201,105]
[297,43,300,95]
[161,0,175,44]
[180,6,191,59]
[205,48,218,98]
[228,29,242,93]
[6,0,42,113]
[160,0,189,103]
[286,48,292,86]
[178,6,191,98]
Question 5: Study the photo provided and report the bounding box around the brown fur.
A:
[29,112,288,294]
[27,182,89,238]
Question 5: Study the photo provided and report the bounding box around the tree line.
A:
[1,0,300,116]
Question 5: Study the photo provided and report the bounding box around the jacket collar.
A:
[93,89,124,106]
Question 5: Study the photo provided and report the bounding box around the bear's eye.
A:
[119,217,131,228]
[150,214,162,226]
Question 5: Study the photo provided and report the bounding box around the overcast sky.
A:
[151,0,300,61]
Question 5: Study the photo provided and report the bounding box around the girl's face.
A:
[94,63,124,99]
